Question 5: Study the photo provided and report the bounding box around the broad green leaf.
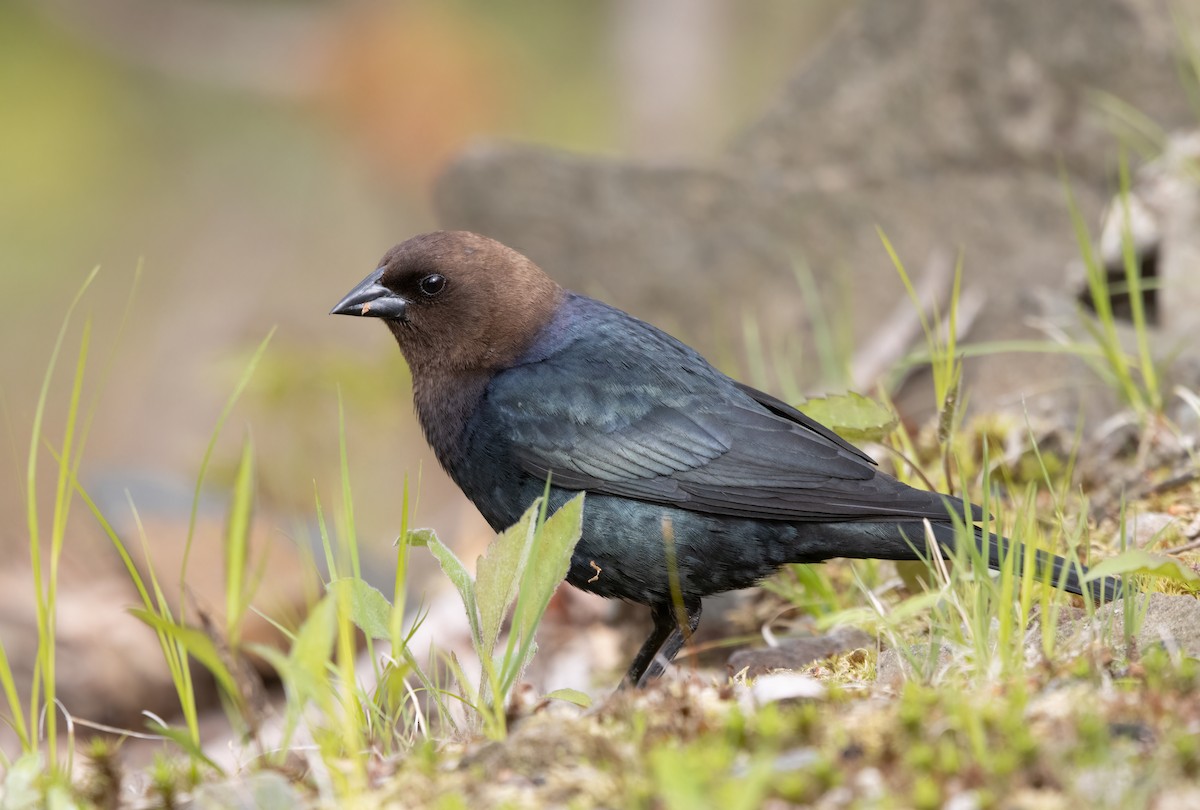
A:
[499,496,585,693]
[513,494,583,640]
[328,577,393,641]
[1084,549,1200,589]
[423,531,482,647]
[475,500,540,659]
[544,687,592,708]
[246,642,308,755]
[651,739,776,810]
[285,592,338,700]
[795,391,898,443]
[403,527,438,548]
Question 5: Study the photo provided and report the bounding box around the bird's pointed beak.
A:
[330,267,408,320]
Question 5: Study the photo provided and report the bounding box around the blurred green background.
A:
[0,0,843,560]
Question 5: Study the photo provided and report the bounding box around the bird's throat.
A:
[411,370,492,474]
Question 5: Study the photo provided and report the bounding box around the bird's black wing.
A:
[489,311,967,524]
[731,381,877,466]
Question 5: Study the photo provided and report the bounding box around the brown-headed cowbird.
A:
[332,231,1120,687]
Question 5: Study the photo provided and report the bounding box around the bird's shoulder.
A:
[511,294,719,379]
[488,294,743,421]
[475,294,875,487]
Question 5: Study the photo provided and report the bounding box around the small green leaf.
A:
[476,500,540,660]
[1084,549,1200,588]
[328,577,394,641]
[286,592,338,695]
[544,687,592,708]
[795,392,898,443]
[512,494,584,645]
[423,531,482,647]
[403,527,438,548]
[501,495,585,693]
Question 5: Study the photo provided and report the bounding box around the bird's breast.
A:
[411,371,492,473]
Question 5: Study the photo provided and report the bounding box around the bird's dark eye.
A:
[418,273,447,297]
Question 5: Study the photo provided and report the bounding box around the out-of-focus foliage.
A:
[0,0,839,553]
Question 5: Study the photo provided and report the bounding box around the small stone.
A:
[193,772,308,810]
[875,643,955,690]
[728,626,873,678]
[748,672,827,706]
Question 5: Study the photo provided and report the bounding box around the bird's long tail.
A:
[816,520,1121,602]
[941,522,1120,602]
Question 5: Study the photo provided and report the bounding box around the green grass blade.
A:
[1115,151,1161,412]
[129,610,243,704]
[180,328,276,595]
[0,640,29,752]
[24,267,98,761]
[390,477,413,667]
[335,389,363,581]
[1061,166,1146,413]
[1090,89,1167,161]
[224,435,256,647]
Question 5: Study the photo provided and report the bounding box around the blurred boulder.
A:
[1068,593,1200,658]
[0,569,191,750]
[434,145,790,342]
[436,0,1200,424]
[86,469,324,666]
[0,469,331,755]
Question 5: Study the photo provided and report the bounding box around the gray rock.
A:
[875,642,956,690]
[435,0,1199,424]
[194,772,309,810]
[732,0,1190,186]
[1049,593,1200,658]
[728,626,873,678]
[1125,592,1200,656]
[1122,511,1181,549]
[435,144,790,345]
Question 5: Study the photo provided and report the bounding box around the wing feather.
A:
[488,297,973,524]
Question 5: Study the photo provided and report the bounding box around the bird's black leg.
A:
[622,599,703,688]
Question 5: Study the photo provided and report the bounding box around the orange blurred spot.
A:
[320,6,510,185]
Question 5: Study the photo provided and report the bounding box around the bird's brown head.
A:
[331,231,564,377]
